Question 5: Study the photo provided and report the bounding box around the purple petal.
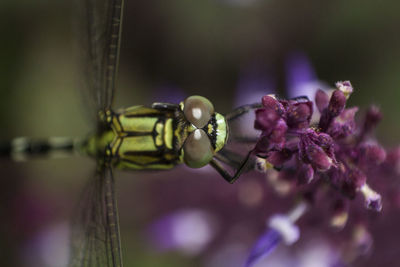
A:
[244,229,282,267]
[286,51,318,98]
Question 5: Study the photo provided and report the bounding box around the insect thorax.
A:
[97,105,187,170]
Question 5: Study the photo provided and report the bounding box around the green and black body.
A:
[84,100,228,170]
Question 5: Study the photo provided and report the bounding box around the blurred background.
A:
[1,0,400,266]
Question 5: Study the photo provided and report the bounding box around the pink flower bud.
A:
[306,144,333,171]
[328,90,346,117]
[315,89,330,113]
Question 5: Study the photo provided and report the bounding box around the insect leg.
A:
[210,149,254,184]
[225,103,262,122]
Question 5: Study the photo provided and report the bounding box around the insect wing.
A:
[224,103,261,150]
[79,0,124,118]
[69,164,123,267]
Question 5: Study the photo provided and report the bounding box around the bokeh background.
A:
[1,0,400,266]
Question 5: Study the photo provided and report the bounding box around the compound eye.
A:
[183,129,214,168]
[183,96,214,128]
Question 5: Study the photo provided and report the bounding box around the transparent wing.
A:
[79,0,124,119]
[69,164,123,267]
[221,103,262,162]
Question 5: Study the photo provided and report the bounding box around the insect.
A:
[0,0,261,266]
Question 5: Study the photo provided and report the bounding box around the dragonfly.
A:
[0,0,262,266]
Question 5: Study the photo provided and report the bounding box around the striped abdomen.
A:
[0,137,83,161]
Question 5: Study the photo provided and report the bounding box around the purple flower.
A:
[246,79,400,266]
[248,81,398,264]
[253,80,383,213]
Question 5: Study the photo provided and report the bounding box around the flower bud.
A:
[359,184,382,212]
[328,90,346,117]
[335,80,353,99]
[287,102,313,129]
[349,169,367,189]
[360,144,387,165]
[262,95,285,115]
[363,105,382,133]
[318,110,331,132]
[269,119,288,144]
[328,107,358,139]
[316,132,335,159]
[262,95,277,107]
[305,144,332,171]
[315,89,329,113]
[255,157,273,173]
[254,108,280,132]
